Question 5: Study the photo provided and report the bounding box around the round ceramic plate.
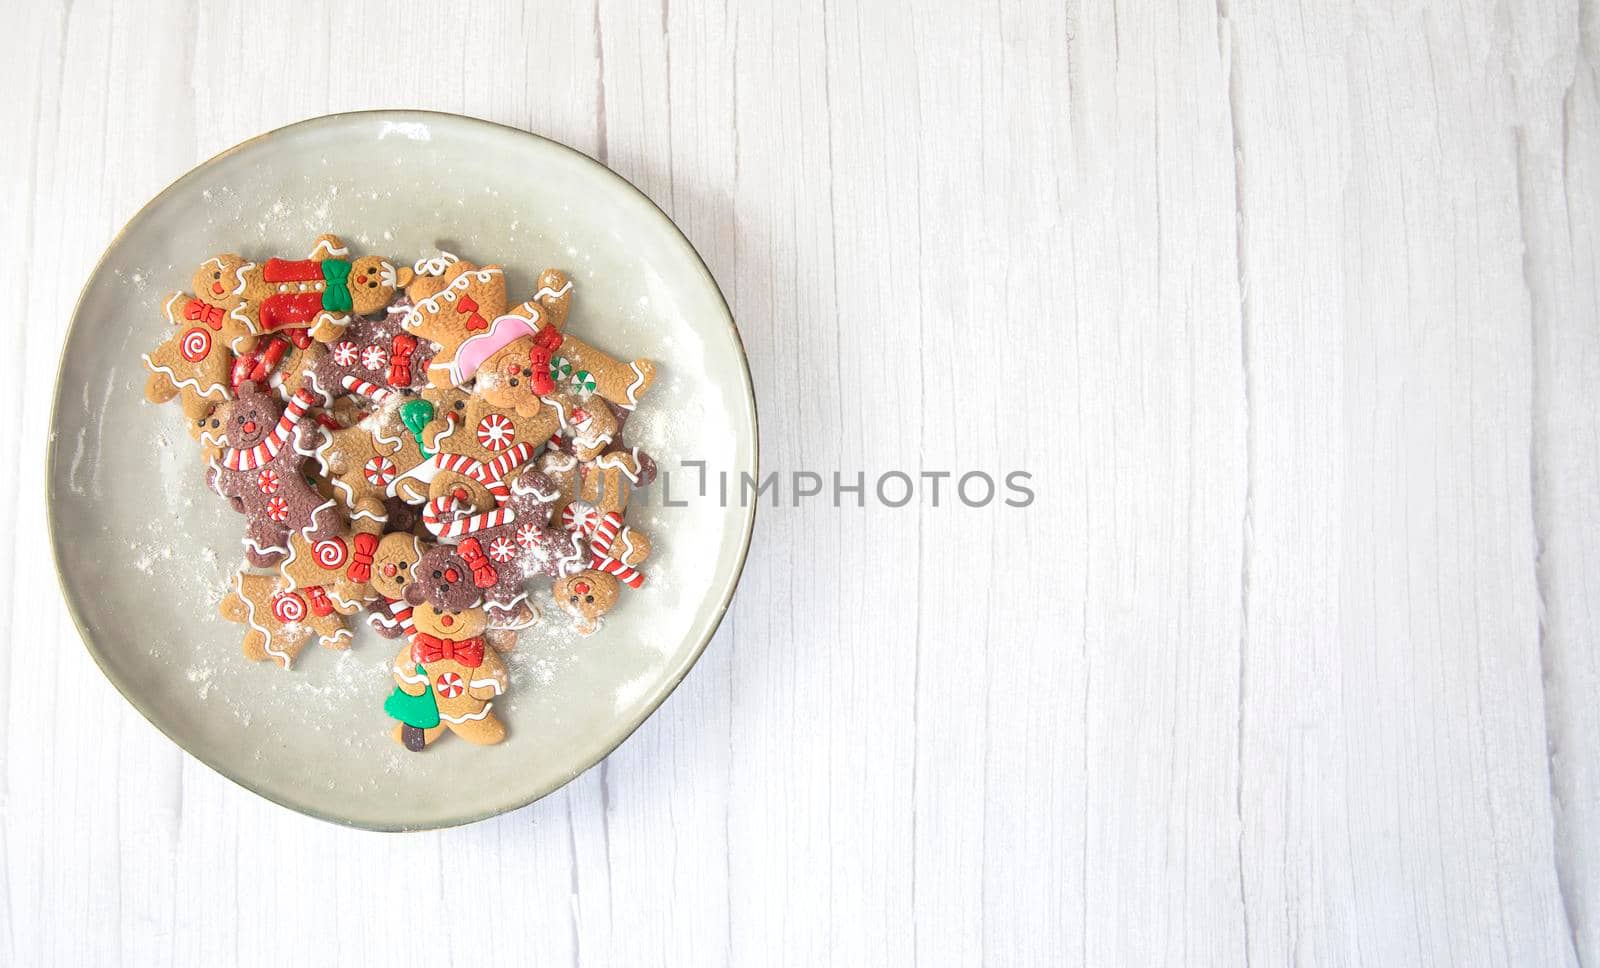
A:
[47,111,757,831]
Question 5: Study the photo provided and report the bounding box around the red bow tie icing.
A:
[184,298,225,330]
[389,333,418,387]
[456,537,499,588]
[305,585,334,616]
[345,532,379,583]
[412,634,485,668]
[529,325,563,395]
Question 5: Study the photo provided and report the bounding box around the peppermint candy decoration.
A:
[435,672,465,698]
[180,327,212,363]
[256,469,280,494]
[515,522,542,548]
[569,369,597,396]
[266,496,290,522]
[488,536,517,563]
[332,341,359,366]
[549,356,573,383]
[476,413,516,452]
[271,591,307,623]
[314,537,348,568]
[363,456,397,486]
[361,344,388,371]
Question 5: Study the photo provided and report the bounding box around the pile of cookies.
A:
[141,234,659,751]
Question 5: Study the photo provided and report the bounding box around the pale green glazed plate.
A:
[47,111,757,831]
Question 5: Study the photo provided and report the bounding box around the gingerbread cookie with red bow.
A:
[219,571,351,670]
[207,383,342,566]
[143,291,237,419]
[277,526,399,615]
[302,297,434,406]
[190,234,412,346]
[384,601,509,750]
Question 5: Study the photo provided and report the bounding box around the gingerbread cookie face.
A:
[368,532,426,602]
[404,543,491,612]
[219,571,350,669]
[187,403,230,465]
[553,570,621,635]
[143,292,236,419]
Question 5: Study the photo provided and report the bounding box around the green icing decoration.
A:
[320,259,354,313]
[549,357,572,382]
[384,665,440,728]
[400,398,435,457]
[571,370,596,394]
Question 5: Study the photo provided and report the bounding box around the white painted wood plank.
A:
[1512,0,1600,963]
[1226,0,1579,963]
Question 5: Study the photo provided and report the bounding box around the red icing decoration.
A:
[260,292,324,331]
[456,537,499,588]
[345,532,379,583]
[305,585,335,617]
[179,327,212,363]
[184,298,225,330]
[263,258,322,283]
[411,634,485,668]
[388,333,418,387]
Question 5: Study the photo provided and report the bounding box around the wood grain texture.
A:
[6,0,1597,964]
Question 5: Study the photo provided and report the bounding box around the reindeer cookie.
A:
[219,571,351,669]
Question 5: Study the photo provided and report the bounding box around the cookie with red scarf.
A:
[189,234,412,346]
[219,571,351,670]
[384,601,509,750]
[365,532,428,640]
[207,382,342,566]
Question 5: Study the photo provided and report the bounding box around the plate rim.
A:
[46,109,759,832]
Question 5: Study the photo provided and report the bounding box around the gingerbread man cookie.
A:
[208,383,342,566]
[365,532,427,639]
[400,256,509,383]
[384,602,509,750]
[191,234,411,345]
[303,297,434,406]
[552,570,621,635]
[143,291,235,419]
[421,390,562,506]
[309,399,432,525]
[219,571,351,669]
[278,526,393,615]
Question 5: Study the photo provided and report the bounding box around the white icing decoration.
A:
[309,238,349,258]
[141,355,228,400]
[438,703,494,724]
[393,665,428,685]
[468,677,505,695]
[235,573,292,669]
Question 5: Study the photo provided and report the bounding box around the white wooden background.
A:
[5,0,1597,965]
